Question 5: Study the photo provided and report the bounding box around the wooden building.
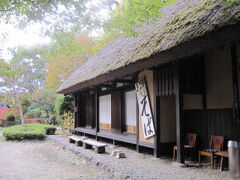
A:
[57,0,240,163]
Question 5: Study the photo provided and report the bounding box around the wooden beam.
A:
[153,70,161,158]
[99,84,135,96]
[99,84,116,89]
[115,79,135,84]
[175,63,185,163]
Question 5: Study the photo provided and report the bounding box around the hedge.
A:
[3,124,56,141]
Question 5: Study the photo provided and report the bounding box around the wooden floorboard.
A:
[74,128,154,148]
[97,130,137,144]
[75,127,97,135]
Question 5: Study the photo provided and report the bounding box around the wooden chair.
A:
[198,135,224,169]
[173,133,197,161]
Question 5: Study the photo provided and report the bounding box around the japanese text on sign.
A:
[135,78,155,139]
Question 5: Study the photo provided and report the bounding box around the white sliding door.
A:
[99,94,111,130]
[125,90,137,133]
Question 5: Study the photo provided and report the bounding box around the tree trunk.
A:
[16,95,24,124]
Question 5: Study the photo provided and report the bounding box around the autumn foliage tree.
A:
[45,31,95,89]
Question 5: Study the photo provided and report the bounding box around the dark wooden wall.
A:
[77,94,96,129]
[85,95,96,128]
[184,109,240,150]
[111,91,124,132]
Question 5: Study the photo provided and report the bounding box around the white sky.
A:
[0,22,51,60]
[0,0,119,61]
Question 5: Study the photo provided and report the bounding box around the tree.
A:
[0,0,119,35]
[44,31,95,89]
[94,30,119,53]
[222,0,240,6]
[55,95,74,116]
[19,94,32,114]
[10,46,47,91]
[0,59,24,123]
[30,88,56,123]
[105,0,176,36]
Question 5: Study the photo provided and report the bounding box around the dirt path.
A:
[0,131,230,180]
[0,140,111,180]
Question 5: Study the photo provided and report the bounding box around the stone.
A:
[116,152,126,159]
[111,150,122,157]
[111,150,126,159]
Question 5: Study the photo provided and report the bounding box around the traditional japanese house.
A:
[57,0,240,163]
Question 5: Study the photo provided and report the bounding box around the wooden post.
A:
[231,43,240,140]
[153,69,161,158]
[136,96,140,152]
[135,74,140,152]
[74,94,78,128]
[201,56,208,148]
[95,88,99,140]
[175,63,185,163]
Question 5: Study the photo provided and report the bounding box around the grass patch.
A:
[3,124,56,141]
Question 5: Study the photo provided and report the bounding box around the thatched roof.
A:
[57,0,240,94]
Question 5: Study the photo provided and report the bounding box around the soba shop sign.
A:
[135,78,155,139]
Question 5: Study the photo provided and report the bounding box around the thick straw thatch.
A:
[57,0,240,94]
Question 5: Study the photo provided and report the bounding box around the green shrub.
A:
[34,124,56,135]
[0,120,7,127]
[60,112,74,130]
[3,124,56,141]
[25,104,46,118]
[7,113,15,121]
[54,95,74,126]
[7,121,18,127]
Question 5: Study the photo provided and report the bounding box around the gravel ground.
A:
[49,135,230,180]
[0,140,112,180]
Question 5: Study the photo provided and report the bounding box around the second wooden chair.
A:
[198,135,224,169]
[173,133,197,161]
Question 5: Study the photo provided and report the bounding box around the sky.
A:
[0,0,119,62]
[0,22,51,61]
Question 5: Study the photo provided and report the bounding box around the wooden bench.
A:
[69,136,87,146]
[82,139,107,154]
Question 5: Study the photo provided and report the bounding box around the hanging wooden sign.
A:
[135,78,155,139]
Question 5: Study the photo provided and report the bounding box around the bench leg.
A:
[69,139,75,143]
[198,153,201,166]
[136,144,140,153]
[220,157,224,171]
[173,148,176,161]
[94,147,106,154]
[83,143,92,149]
[76,141,83,146]
[211,157,214,169]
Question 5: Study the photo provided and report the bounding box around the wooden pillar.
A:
[175,63,185,163]
[201,56,208,147]
[231,42,240,140]
[136,96,140,152]
[95,88,99,139]
[153,70,161,158]
[135,74,140,152]
[73,94,78,128]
